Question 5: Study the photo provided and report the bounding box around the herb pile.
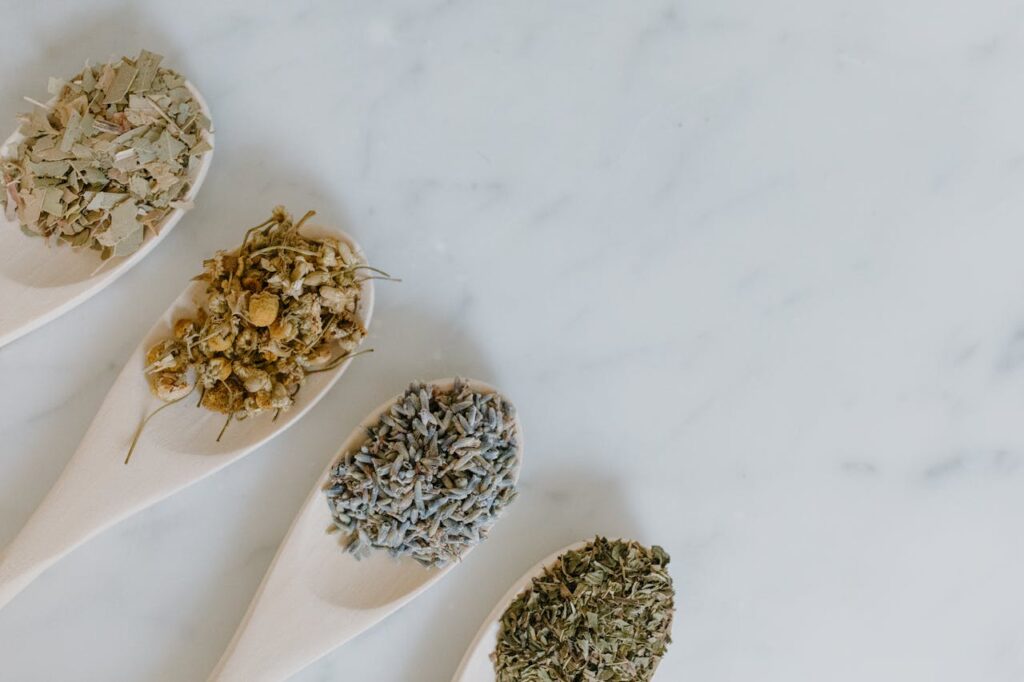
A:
[493,537,675,682]
[324,379,520,567]
[2,50,212,258]
[139,207,368,454]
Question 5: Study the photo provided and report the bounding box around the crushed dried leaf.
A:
[1,50,213,258]
[493,537,675,682]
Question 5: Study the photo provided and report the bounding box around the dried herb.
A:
[324,379,519,567]
[493,537,675,682]
[129,207,372,462]
[1,50,212,258]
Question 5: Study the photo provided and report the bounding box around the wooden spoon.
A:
[451,541,588,682]
[0,225,373,611]
[208,378,523,682]
[0,81,214,349]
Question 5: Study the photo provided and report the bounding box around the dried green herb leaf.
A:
[1,51,212,256]
[79,113,95,136]
[68,228,92,247]
[80,165,106,185]
[19,108,55,136]
[493,538,675,682]
[190,137,213,156]
[86,192,127,211]
[81,65,95,92]
[131,50,163,93]
[40,187,63,216]
[129,174,150,199]
[103,62,138,104]
[28,160,70,177]
[20,188,45,225]
[96,198,139,247]
[59,109,83,152]
[113,219,144,256]
[156,129,185,164]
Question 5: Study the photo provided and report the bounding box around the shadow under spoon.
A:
[0,81,214,349]
[0,225,373,611]
[208,378,524,682]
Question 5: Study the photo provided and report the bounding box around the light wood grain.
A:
[0,82,214,349]
[0,226,373,612]
[209,378,523,682]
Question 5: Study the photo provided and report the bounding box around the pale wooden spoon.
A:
[209,378,523,682]
[0,225,373,611]
[0,81,215,349]
[451,540,588,682]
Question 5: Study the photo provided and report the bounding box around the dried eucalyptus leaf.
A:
[86,192,127,211]
[103,62,138,104]
[28,160,70,177]
[129,174,150,199]
[1,49,212,257]
[96,198,139,247]
[81,66,95,92]
[39,187,63,216]
[59,109,83,152]
[20,188,45,225]
[131,50,163,93]
[190,137,213,156]
[113,220,144,256]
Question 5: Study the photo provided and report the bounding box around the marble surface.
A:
[2,1,1024,680]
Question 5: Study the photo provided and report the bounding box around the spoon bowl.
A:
[209,378,523,682]
[0,81,214,348]
[0,225,372,611]
[452,540,588,682]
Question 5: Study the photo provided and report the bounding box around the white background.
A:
[3,1,1024,680]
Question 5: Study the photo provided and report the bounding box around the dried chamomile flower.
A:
[324,379,520,567]
[493,538,675,682]
[1,49,213,258]
[133,207,372,460]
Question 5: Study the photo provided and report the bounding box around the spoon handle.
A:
[0,454,122,610]
[207,565,419,682]
[207,483,429,681]
[0,374,227,611]
[206,487,363,682]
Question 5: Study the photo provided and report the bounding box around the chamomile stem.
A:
[240,217,278,249]
[355,275,402,284]
[247,245,319,259]
[306,348,374,375]
[294,210,316,231]
[125,388,196,464]
[217,413,233,442]
[343,264,394,278]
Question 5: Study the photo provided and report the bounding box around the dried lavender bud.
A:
[2,50,213,257]
[493,537,675,682]
[324,379,520,567]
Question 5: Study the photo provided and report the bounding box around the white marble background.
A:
[2,0,1024,679]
